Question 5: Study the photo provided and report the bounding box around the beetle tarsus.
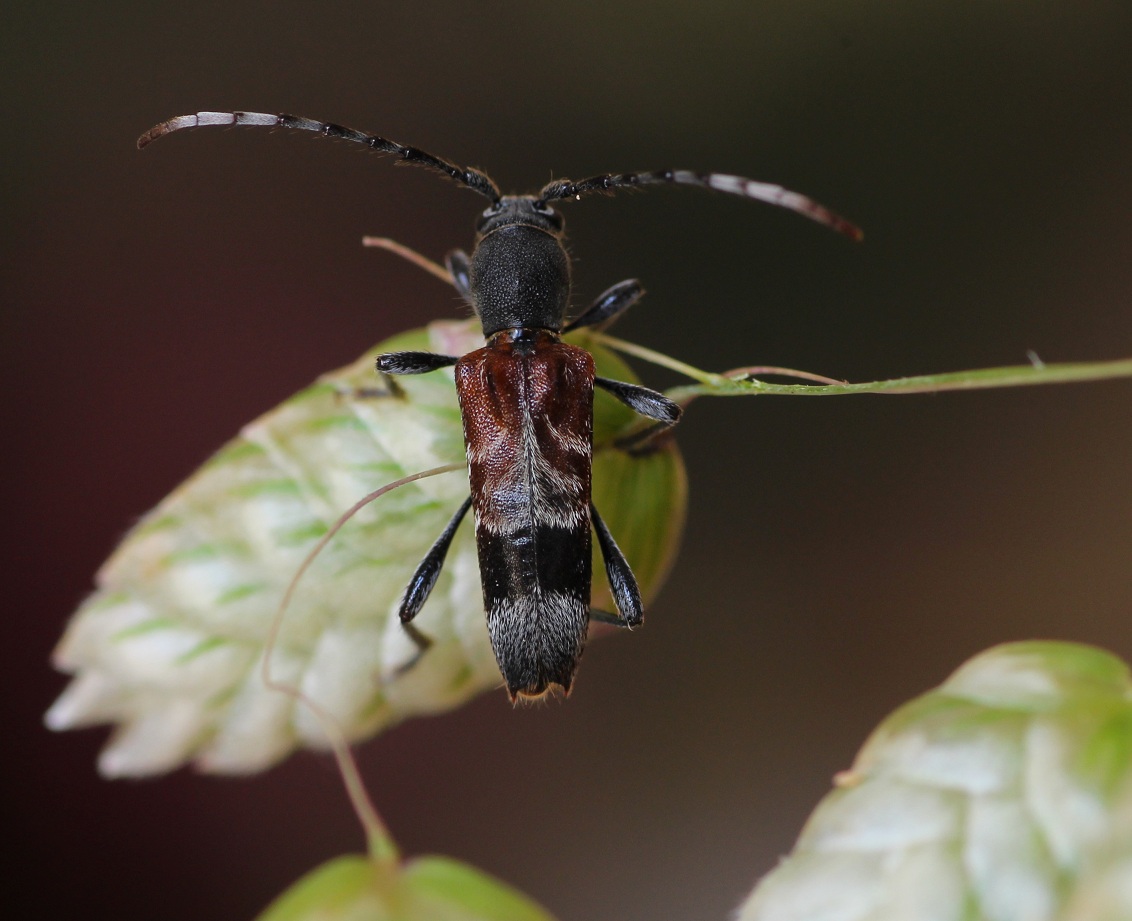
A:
[395,622,435,676]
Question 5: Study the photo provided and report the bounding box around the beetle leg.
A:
[345,353,454,403]
[375,351,459,375]
[368,351,457,404]
[398,496,474,625]
[394,622,435,675]
[334,374,406,401]
[393,495,473,673]
[444,249,473,301]
[589,609,629,627]
[594,376,682,454]
[590,502,643,627]
[563,279,643,333]
[595,376,680,426]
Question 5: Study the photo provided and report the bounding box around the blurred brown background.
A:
[5,2,1132,919]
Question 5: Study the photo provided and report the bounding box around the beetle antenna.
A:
[139,111,502,202]
[538,169,862,240]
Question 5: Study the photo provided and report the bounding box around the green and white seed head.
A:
[738,642,1132,921]
[46,320,686,777]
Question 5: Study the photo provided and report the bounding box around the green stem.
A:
[664,356,1132,403]
[587,332,723,385]
[593,328,1132,444]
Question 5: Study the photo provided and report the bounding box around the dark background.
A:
[5,2,1132,919]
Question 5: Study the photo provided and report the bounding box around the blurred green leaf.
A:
[255,854,557,921]
[738,642,1132,921]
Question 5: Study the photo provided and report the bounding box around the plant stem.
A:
[664,356,1132,404]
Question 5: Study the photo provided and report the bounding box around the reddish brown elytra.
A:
[139,111,861,699]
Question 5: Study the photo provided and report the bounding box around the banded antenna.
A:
[538,169,863,241]
[137,111,502,203]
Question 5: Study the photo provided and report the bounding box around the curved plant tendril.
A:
[362,236,455,286]
[261,462,464,863]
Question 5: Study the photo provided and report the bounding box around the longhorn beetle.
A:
[139,111,861,700]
